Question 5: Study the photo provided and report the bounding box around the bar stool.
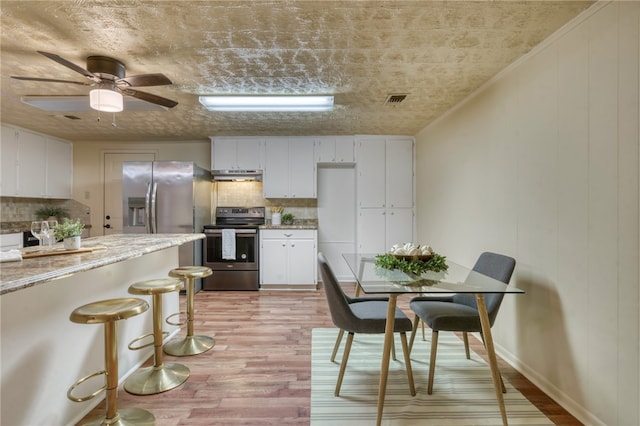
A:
[164,266,214,356]
[67,298,153,426]
[125,278,190,395]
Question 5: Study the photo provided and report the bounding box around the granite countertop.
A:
[260,219,318,230]
[0,233,204,295]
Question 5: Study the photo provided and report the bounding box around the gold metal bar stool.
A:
[67,298,153,426]
[125,278,190,395]
[164,266,214,356]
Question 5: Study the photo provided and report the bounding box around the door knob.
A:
[104,224,111,229]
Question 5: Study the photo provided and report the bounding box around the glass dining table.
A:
[342,253,525,426]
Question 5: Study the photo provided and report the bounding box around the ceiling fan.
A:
[11,51,178,111]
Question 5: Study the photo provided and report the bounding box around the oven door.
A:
[203,228,258,271]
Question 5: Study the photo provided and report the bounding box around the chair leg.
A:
[479,332,506,393]
[463,331,470,359]
[427,330,438,394]
[399,332,416,396]
[409,315,420,353]
[391,334,397,361]
[421,320,425,341]
[331,329,344,362]
[335,332,354,396]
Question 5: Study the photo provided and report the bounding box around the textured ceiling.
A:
[0,1,594,142]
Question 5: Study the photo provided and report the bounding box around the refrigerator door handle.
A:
[150,181,158,234]
[145,182,152,233]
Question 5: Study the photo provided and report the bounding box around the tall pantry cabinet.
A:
[356,136,414,253]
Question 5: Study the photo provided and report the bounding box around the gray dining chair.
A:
[318,252,416,397]
[409,251,516,394]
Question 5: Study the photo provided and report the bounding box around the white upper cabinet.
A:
[357,137,386,208]
[263,137,316,198]
[315,136,355,163]
[211,136,263,170]
[17,128,47,198]
[356,135,415,253]
[0,124,72,199]
[385,136,414,208]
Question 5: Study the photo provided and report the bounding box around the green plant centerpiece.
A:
[35,206,69,220]
[375,243,448,286]
[281,213,295,225]
[53,218,85,240]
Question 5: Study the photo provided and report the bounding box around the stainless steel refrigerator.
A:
[122,161,211,291]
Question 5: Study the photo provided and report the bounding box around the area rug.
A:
[310,328,553,425]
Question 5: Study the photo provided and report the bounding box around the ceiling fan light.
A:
[199,95,334,112]
[90,88,123,112]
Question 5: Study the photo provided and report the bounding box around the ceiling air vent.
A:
[384,94,408,105]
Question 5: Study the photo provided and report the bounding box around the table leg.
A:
[376,294,397,426]
[476,294,508,426]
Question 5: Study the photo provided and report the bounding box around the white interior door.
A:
[317,166,356,281]
[103,152,155,235]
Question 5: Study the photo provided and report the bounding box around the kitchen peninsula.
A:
[0,233,204,426]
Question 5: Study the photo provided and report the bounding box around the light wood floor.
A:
[77,285,582,425]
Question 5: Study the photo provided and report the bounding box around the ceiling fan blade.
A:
[117,73,173,87]
[122,88,178,109]
[11,76,91,86]
[37,51,100,83]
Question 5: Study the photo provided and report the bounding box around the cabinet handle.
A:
[284,233,293,237]
[291,243,295,247]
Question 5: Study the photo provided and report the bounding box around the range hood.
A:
[212,169,263,182]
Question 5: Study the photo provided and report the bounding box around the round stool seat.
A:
[70,298,149,324]
[168,266,212,279]
[129,278,184,295]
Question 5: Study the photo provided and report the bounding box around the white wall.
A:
[415,2,639,425]
[73,140,210,233]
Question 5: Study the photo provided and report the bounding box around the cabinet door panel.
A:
[357,208,386,253]
[315,138,335,163]
[261,238,288,284]
[290,138,315,198]
[357,138,386,208]
[212,139,237,170]
[386,138,414,208]
[335,136,355,163]
[386,208,414,246]
[288,239,316,284]
[236,138,262,170]
[18,130,46,197]
[263,138,290,198]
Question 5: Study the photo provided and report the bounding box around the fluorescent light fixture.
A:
[89,88,124,112]
[199,95,334,112]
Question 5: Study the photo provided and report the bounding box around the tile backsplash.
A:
[0,197,91,224]
[214,181,317,221]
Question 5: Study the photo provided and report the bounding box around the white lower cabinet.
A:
[260,229,317,288]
